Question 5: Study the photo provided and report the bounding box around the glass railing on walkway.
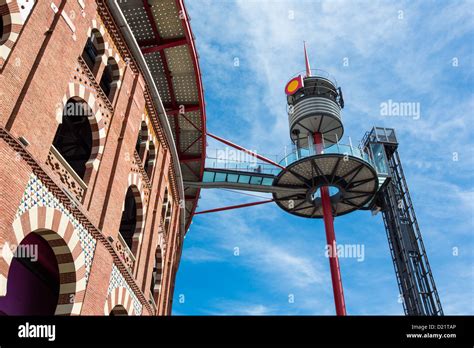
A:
[205,140,390,179]
[279,143,377,170]
[203,169,275,186]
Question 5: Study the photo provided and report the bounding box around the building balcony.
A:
[46,145,87,202]
[115,231,136,274]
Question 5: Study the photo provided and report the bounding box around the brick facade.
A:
[0,0,184,315]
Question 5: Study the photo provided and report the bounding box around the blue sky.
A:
[172,0,474,315]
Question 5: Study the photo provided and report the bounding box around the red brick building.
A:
[0,0,205,316]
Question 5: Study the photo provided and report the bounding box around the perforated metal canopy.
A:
[119,0,206,230]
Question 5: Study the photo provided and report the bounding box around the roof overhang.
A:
[107,0,206,233]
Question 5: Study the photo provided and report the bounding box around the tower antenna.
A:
[304,41,312,77]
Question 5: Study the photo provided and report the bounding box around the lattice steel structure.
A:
[362,127,443,315]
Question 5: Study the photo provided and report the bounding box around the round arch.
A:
[82,28,106,74]
[59,83,107,182]
[135,121,149,158]
[104,286,137,316]
[150,244,164,303]
[53,97,94,180]
[99,56,121,102]
[0,0,19,65]
[0,206,87,315]
[119,184,144,256]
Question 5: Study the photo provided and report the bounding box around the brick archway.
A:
[124,180,145,256]
[88,19,121,62]
[1,206,87,315]
[0,0,24,66]
[86,27,105,56]
[59,83,107,182]
[87,19,123,80]
[104,286,137,315]
[151,243,164,303]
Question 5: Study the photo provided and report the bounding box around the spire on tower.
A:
[304,41,311,77]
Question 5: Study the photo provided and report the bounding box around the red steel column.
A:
[313,132,347,316]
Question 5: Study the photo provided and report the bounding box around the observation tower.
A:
[187,44,442,316]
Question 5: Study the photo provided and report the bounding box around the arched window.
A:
[119,187,138,250]
[119,186,144,256]
[135,121,148,158]
[161,188,169,222]
[0,233,60,315]
[99,57,120,102]
[0,2,10,47]
[52,98,93,180]
[82,29,104,74]
[164,201,172,234]
[150,246,163,303]
[144,141,155,178]
[0,16,4,44]
[0,0,35,65]
[162,188,173,235]
[110,305,128,316]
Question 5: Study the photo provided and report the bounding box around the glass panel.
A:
[203,171,215,182]
[214,173,227,182]
[238,175,251,184]
[262,177,274,186]
[386,128,397,143]
[370,143,389,174]
[227,174,239,183]
[376,128,388,142]
[250,176,263,185]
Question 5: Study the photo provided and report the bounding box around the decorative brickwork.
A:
[106,265,142,315]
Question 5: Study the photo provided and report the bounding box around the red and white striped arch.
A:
[104,286,137,316]
[0,0,35,67]
[126,175,146,256]
[0,206,87,315]
[59,82,107,182]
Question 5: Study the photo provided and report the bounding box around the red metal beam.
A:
[142,0,181,155]
[180,155,201,163]
[182,134,202,154]
[207,132,286,170]
[140,37,187,54]
[175,0,208,231]
[165,104,201,115]
[314,132,347,316]
[195,199,274,215]
[183,161,200,179]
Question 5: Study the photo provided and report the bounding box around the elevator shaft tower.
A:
[363,127,443,315]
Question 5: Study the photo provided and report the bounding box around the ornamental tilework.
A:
[107,264,143,315]
[15,174,97,281]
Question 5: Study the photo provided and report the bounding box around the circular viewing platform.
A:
[272,143,378,218]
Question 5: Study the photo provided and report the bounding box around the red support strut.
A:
[207,132,286,170]
[313,132,347,316]
[195,199,274,215]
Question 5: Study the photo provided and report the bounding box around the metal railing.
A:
[287,68,338,87]
[278,142,375,168]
